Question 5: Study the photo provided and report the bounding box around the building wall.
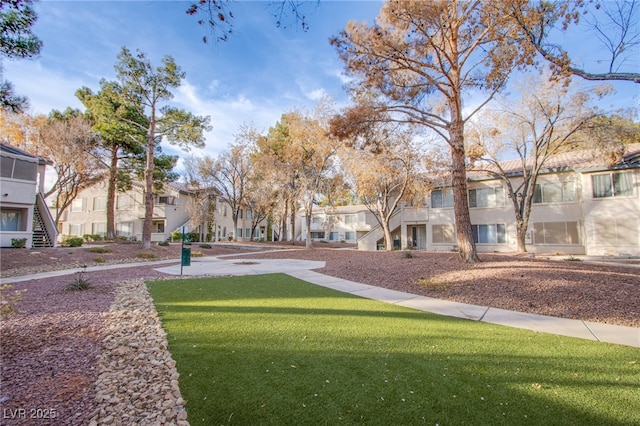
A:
[298,206,375,244]
[348,167,639,256]
[581,169,640,256]
[55,182,193,243]
[0,151,39,248]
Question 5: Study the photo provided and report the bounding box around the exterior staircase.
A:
[32,194,57,248]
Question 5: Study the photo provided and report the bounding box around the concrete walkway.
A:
[3,255,638,348]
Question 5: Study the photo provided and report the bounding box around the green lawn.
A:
[147,274,639,425]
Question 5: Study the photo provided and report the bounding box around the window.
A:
[152,220,165,233]
[239,208,243,219]
[431,188,454,208]
[222,227,227,238]
[432,224,456,244]
[0,156,13,178]
[594,220,639,246]
[69,223,85,236]
[116,221,133,237]
[158,196,176,205]
[312,216,322,224]
[533,182,576,203]
[236,228,242,238]
[592,171,633,198]
[345,231,355,241]
[245,228,250,238]
[223,205,227,217]
[469,187,505,208]
[533,222,579,245]
[311,232,325,239]
[330,231,339,241]
[93,197,107,211]
[70,198,85,213]
[344,214,357,224]
[0,157,37,181]
[0,208,26,231]
[117,195,133,210]
[13,158,37,181]
[246,210,252,220]
[254,228,261,238]
[472,224,506,244]
[92,222,107,237]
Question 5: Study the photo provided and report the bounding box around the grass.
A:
[147,274,640,425]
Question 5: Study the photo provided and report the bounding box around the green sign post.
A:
[180,226,191,275]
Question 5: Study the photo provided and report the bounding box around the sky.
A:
[3,0,639,172]
[3,0,383,163]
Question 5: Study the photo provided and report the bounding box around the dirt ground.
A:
[1,241,638,425]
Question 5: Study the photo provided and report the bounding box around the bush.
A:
[199,243,212,249]
[87,247,112,254]
[171,231,182,242]
[0,284,26,318]
[136,252,158,260]
[66,270,91,291]
[62,237,84,247]
[191,250,204,257]
[157,240,170,246]
[10,238,27,248]
[83,234,102,242]
[403,250,415,258]
[94,256,106,263]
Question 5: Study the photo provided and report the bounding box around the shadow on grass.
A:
[147,274,640,426]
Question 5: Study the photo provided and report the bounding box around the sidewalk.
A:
[3,256,638,348]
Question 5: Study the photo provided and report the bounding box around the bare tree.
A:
[504,0,640,83]
[466,73,606,252]
[37,111,104,227]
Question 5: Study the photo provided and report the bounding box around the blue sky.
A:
[3,0,639,168]
[4,0,382,158]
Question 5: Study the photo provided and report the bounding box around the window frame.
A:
[468,187,505,208]
[591,171,634,199]
[471,224,507,244]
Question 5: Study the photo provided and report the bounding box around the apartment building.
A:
[297,204,377,244]
[0,143,57,248]
[55,180,267,243]
[316,145,640,256]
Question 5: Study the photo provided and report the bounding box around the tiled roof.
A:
[467,143,640,180]
[0,142,52,165]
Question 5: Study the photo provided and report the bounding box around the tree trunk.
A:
[141,125,155,249]
[289,199,296,242]
[515,218,528,253]
[106,146,118,240]
[382,222,393,252]
[305,208,313,249]
[449,127,479,263]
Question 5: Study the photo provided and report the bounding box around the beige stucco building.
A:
[0,143,57,248]
[55,180,267,244]
[300,145,640,256]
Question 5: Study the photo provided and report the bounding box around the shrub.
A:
[171,231,182,242]
[136,252,158,260]
[10,238,27,248]
[83,234,102,242]
[62,237,84,247]
[157,240,170,246]
[403,250,415,258]
[0,284,26,318]
[199,243,212,249]
[94,256,106,263]
[66,270,91,291]
[87,247,112,254]
[417,278,450,292]
[191,250,204,257]
[565,255,583,262]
